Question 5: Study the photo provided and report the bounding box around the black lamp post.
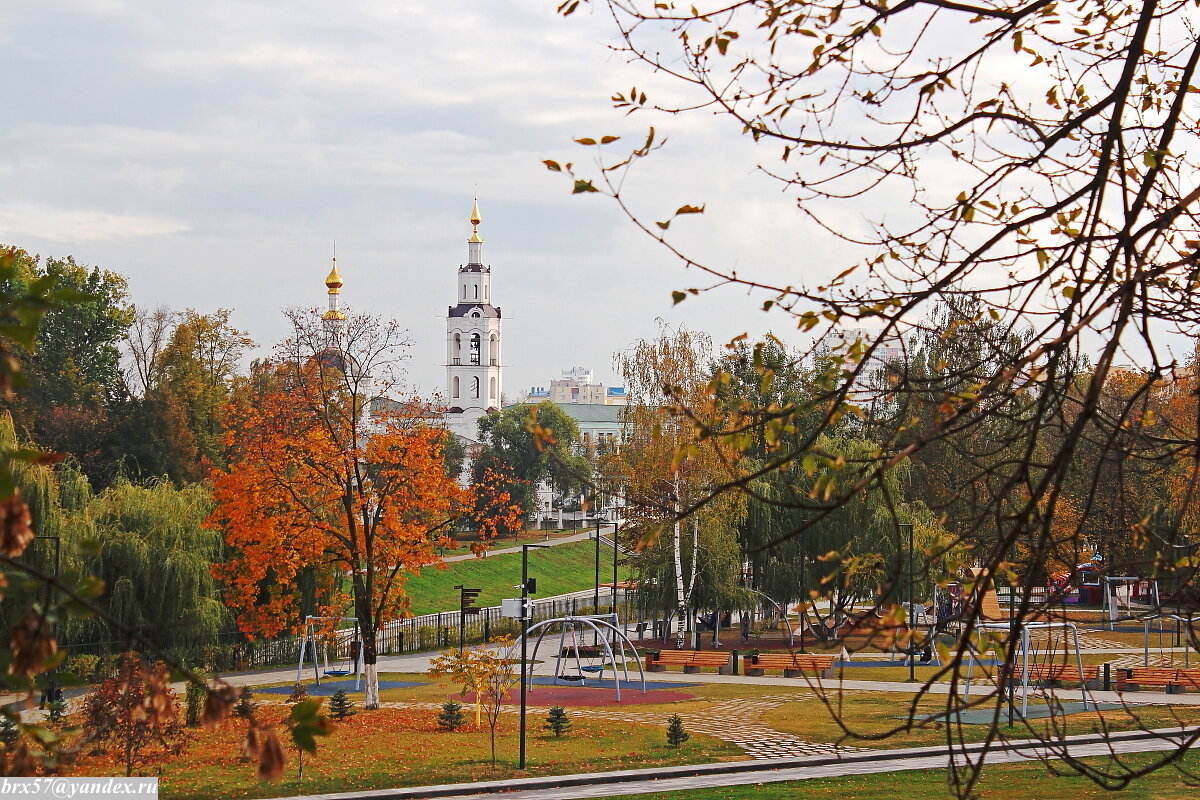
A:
[900,523,915,682]
[518,543,547,770]
[612,523,620,614]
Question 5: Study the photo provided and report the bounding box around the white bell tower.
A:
[445,198,502,440]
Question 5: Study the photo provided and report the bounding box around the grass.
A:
[605,752,1200,799]
[404,539,629,615]
[65,704,739,799]
[73,670,1200,799]
[759,690,1200,750]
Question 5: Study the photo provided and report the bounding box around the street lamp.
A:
[518,543,548,770]
[612,523,620,615]
[900,523,915,682]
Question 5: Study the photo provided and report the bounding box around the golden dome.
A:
[470,198,482,226]
[325,258,343,292]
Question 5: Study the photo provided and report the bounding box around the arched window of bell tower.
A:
[452,376,460,398]
[489,376,497,399]
[471,376,480,399]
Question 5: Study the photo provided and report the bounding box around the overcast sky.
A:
[0,0,853,397]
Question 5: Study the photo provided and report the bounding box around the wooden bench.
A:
[1002,663,1099,690]
[1117,667,1200,693]
[742,653,835,679]
[644,650,732,674]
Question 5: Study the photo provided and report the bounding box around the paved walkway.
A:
[362,691,860,761]
[259,727,1200,800]
[441,525,614,563]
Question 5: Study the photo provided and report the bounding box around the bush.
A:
[437,701,466,731]
[0,714,18,747]
[328,689,355,721]
[543,706,571,737]
[81,653,187,776]
[666,714,689,748]
[286,683,308,704]
[184,670,208,727]
[234,688,257,720]
[65,654,101,683]
[47,700,67,727]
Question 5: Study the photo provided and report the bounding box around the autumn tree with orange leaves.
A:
[210,309,477,709]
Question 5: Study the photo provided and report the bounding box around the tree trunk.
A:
[673,479,687,650]
[362,633,380,710]
[355,588,381,710]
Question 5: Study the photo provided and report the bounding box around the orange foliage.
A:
[208,359,472,639]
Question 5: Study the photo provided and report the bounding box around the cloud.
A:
[0,204,188,242]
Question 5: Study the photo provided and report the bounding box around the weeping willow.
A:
[0,415,233,650]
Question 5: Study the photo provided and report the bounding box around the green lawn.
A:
[607,752,1200,799]
[404,539,629,615]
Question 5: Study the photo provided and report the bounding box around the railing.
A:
[57,589,641,677]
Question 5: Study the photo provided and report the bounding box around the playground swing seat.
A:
[297,616,363,690]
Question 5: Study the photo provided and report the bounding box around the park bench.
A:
[742,653,835,679]
[644,650,733,674]
[1117,667,1200,693]
[1001,663,1099,690]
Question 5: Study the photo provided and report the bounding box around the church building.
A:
[443,200,502,441]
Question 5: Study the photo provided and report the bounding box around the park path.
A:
[259,727,1199,800]
[440,523,615,563]
[374,691,864,760]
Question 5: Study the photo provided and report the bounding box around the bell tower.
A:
[445,198,502,439]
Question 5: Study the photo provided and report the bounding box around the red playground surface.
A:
[460,686,694,707]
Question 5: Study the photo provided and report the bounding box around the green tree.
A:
[473,401,591,528]
[665,714,688,748]
[327,689,355,721]
[156,309,253,469]
[543,705,571,737]
[437,700,466,732]
[618,325,746,648]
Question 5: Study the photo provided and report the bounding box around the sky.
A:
[0,0,856,399]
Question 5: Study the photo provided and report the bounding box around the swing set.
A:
[521,614,647,701]
[295,616,362,690]
[1140,613,1198,667]
[964,621,1090,718]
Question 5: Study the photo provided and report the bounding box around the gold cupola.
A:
[467,198,483,262]
[322,256,346,321]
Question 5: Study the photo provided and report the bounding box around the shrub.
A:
[543,706,571,737]
[286,683,308,704]
[328,689,355,721]
[81,652,187,776]
[666,714,689,748]
[234,688,257,720]
[47,700,67,727]
[437,700,465,731]
[184,670,208,727]
[66,654,101,683]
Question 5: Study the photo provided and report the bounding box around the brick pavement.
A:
[368,691,864,760]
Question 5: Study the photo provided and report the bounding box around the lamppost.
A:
[612,522,620,615]
[518,543,547,770]
[34,535,61,706]
[900,523,915,682]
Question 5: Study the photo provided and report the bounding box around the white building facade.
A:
[444,200,503,441]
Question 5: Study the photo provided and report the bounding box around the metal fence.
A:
[57,588,640,676]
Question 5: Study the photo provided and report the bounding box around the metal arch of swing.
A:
[1140,613,1197,668]
[1103,576,1160,630]
[296,615,361,691]
[963,621,1089,718]
[521,614,647,701]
